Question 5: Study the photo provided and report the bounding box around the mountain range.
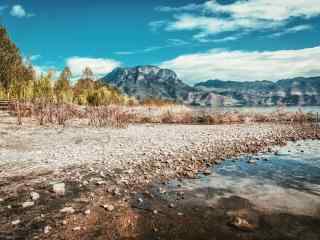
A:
[101,65,320,107]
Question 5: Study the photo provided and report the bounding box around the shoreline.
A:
[0,122,319,239]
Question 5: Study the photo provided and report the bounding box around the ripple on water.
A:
[164,140,320,217]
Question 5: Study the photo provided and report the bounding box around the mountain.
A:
[101,65,320,106]
[195,77,320,106]
[101,65,193,102]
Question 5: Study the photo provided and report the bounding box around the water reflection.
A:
[164,140,320,216]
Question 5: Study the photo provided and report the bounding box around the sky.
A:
[1,0,320,84]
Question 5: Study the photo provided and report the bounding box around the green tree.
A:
[0,26,29,93]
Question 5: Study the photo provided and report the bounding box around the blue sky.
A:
[1,0,320,84]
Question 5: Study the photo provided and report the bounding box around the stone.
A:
[12,219,21,225]
[102,204,114,212]
[0,198,4,202]
[169,203,175,208]
[229,216,256,232]
[153,209,158,215]
[60,207,75,214]
[30,192,40,201]
[22,201,35,208]
[247,160,256,164]
[73,226,81,231]
[44,226,51,234]
[52,183,66,196]
[84,209,91,216]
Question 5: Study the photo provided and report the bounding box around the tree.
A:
[82,67,95,80]
[0,26,29,93]
[54,67,73,103]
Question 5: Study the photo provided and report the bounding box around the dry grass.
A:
[8,103,317,128]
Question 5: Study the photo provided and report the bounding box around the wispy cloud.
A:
[114,51,135,56]
[114,38,190,56]
[155,4,202,13]
[269,25,313,38]
[10,5,35,18]
[66,57,121,78]
[154,0,320,42]
[30,54,41,61]
[160,46,320,84]
[149,20,167,32]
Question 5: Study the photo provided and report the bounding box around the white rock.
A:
[102,204,114,212]
[60,207,75,214]
[12,219,21,225]
[44,225,51,234]
[30,192,40,201]
[52,183,65,196]
[84,209,91,215]
[22,201,34,208]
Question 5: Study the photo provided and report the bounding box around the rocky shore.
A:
[0,120,319,239]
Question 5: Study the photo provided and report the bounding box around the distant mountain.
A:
[195,77,320,106]
[101,65,193,102]
[101,65,320,106]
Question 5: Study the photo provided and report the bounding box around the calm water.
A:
[196,106,320,114]
[164,140,320,216]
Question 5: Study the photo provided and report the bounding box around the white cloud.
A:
[66,57,121,78]
[204,0,320,21]
[157,0,320,41]
[269,25,313,38]
[10,5,35,18]
[160,46,320,84]
[155,4,202,12]
[30,54,41,61]
[114,51,135,55]
[33,65,60,79]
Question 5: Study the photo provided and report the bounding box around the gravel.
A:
[0,118,316,181]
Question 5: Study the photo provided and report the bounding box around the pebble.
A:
[247,160,256,164]
[102,204,114,212]
[52,183,66,196]
[169,203,175,208]
[73,226,81,231]
[22,201,35,208]
[229,216,256,232]
[84,209,91,216]
[12,219,21,225]
[30,192,40,201]
[44,226,51,234]
[60,207,75,214]
[0,198,4,202]
[153,210,158,215]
